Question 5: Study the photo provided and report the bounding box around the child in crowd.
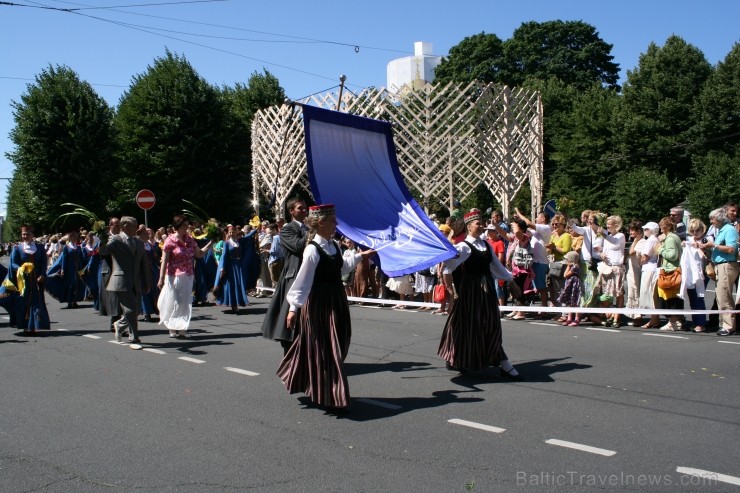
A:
[413,266,435,310]
[558,250,582,326]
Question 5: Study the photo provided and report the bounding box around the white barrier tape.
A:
[256,287,737,316]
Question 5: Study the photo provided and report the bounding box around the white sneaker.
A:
[113,320,122,342]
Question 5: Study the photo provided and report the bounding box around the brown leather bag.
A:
[657,267,682,290]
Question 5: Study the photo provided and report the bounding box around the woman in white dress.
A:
[639,221,661,328]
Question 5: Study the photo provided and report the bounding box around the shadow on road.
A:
[444,357,592,386]
[340,389,485,421]
[345,360,433,377]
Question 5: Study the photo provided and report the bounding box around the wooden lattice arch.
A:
[251,81,543,219]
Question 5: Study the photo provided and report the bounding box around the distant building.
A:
[386,41,442,94]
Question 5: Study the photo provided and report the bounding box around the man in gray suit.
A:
[261,198,308,355]
[99,217,120,332]
[99,216,152,348]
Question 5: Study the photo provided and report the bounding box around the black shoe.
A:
[501,368,525,381]
[717,329,734,336]
[143,315,152,323]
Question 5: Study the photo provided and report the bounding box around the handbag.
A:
[433,284,446,303]
[512,245,533,269]
[705,262,716,281]
[548,261,566,277]
[596,262,613,276]
[657,267,682,290]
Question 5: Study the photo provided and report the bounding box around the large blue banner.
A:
[302,105,456,277]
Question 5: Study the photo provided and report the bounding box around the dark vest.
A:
[310,240,343,286]
[462,240,493,280]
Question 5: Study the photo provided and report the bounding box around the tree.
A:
[693,42,740,156]
[548,84,621,214]
[686,150,740,219]
[220,69,286,215]
[115,51,250,225]
[612,167,677,221]
[5,65,116,237]
[617,35,712,186]
[433,32,506,85]
[502,20,620,91]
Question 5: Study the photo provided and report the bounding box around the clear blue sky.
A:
[1,0,738,217]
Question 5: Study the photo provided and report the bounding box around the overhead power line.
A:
[12,0,415,55]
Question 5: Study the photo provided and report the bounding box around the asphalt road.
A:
[1,291,738,492]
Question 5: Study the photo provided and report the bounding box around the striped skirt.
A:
[438,274,507,371]
[277,283,352,408]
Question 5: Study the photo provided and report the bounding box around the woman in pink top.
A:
[157,215,212,337]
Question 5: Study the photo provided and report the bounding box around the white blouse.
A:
[444,235,513,282]
[287,234,361,312]
[640,235,660,272]
[570,223,603,261]
[601,232,626,266]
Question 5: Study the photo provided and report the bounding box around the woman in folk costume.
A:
[7,225,50,333]
[193,226,216,306]
[277,204,375,411]
[138,227,160,322]
[80,231,101,310]
[438,210,524,379]
[239,227,261,295]
[46,230,86,309]
[214,225,250,313]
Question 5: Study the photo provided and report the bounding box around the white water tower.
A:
[386,42,442,93]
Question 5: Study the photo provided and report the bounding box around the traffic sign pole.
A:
[135,189,156,228]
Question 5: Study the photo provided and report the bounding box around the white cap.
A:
[643,221,660,234]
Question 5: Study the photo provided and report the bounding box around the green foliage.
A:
[433,32,505,85]
[612,167,677,221]
[114,51,253,225]
[461,183,496,213]
[503,20,620,90]
[693,42,740,156]
[618,36,712,182]
[686,150,740,219]
[433,21,619,92]
[5,65,116,237]
[548,84,622,212]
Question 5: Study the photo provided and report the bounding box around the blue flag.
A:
[302,105,457,277]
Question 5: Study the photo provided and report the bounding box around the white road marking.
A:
[530,322,557,327]
[1,316,9,320]
[545,439,616,457]
[56,328,69,332]
[448,419,506,434]
[642,333,689,340]
[224,367,260,376]
[584,327,620,333]
[143,348,166,355]
[108,340,126,345]
[356,398,402,410]
[82,334,101,339]
[676,467,740,486]
[717,340,740,345]
[178,356,206,364]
